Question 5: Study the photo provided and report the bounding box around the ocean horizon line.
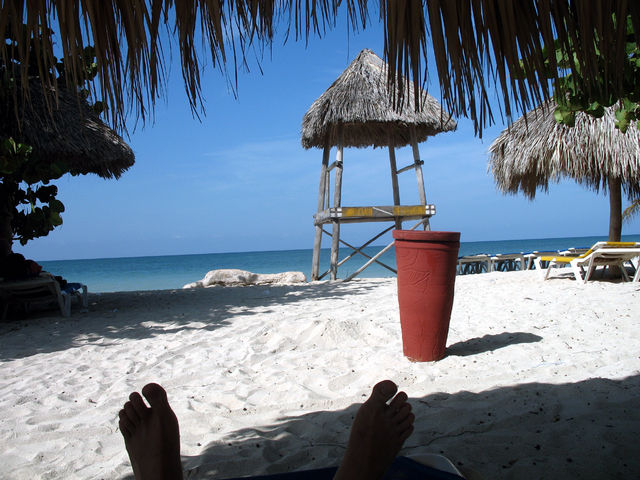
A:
[32,233,640,293]
[30,232,640,263]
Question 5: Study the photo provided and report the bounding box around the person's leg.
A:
[118,383,184,480]
[333,380,414,480]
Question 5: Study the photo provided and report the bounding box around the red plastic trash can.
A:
[393,230,460,361]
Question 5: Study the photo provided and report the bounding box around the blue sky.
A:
[16,14,640,261]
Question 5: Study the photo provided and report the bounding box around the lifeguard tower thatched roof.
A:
[2,81,134,179]
[301,49,456,149]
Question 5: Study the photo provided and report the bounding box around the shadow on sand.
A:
[163,375,639,480]
[0,280,384,360]
[446,332,543,357]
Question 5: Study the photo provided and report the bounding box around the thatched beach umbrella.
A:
[2,82,134,179]
[0,82,135,256]
[302,48,456,281]
[488,100,640,241]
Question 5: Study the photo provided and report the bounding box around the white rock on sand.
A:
[0,270,639,479]
[183,269,307,289]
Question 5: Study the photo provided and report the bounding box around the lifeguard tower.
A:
[301,49,456,281]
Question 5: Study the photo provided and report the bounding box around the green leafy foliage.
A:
[547,15,640,133]
[549,16,640,219]
[518,15,640,237]
[553,107,575,127]
[1,22,102,251]
[0,139,67,245]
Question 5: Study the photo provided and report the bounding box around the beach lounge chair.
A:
[0,272,87,320]
[632,256,640,282]
[524,251,558,270]
[457,254,491,275]
[533,242,640,283]
[489,253,526,272]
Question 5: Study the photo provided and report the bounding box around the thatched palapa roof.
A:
[2,82,134,179]
[3,2,640,134]
[488,101,640,200]
[301,49,456,149]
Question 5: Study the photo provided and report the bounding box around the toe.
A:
[399,423,414,442]
[388,391,409,411]
[129,392,149,418]
[393,402,412,423]
[142,383,170,410]
[397,411,415,431]
[124,401,141,425]
[367,380,398,406]
[119,420,132,439]
[119,409,136,438]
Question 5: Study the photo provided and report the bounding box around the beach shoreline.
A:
[1,271,639,479]
[31,233,640,293]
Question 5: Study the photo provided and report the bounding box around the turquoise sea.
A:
[38,234,640,293]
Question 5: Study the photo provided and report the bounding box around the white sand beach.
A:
[1,270,639,479]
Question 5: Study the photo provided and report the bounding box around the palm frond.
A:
[623,197,640,222]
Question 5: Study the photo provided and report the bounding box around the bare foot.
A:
[333,380,414,480]
[118,383,184,480]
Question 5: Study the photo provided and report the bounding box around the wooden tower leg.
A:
[312,146,331,280]
[410,127,429,230]
[388,144,402,230]
[330,145,344,280]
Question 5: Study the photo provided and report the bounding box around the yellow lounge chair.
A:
[533,242,640,283]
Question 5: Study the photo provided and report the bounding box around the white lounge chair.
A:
[533,241,640,283]
[0,273,87,320]
[632,256,640,282]
[457,254,491,275]
[489,253,526,272]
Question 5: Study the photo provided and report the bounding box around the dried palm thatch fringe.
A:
[488,100,640,201]
[2,1,640,135]
[301,48,456,149]
[1,80,134,179]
